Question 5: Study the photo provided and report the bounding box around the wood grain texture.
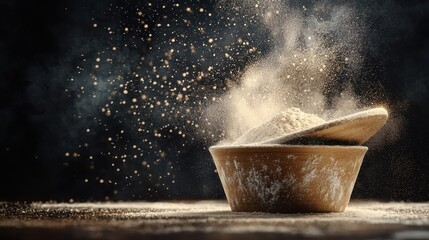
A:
[1,201,428,240]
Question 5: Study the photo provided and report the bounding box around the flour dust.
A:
[205,1,382,144]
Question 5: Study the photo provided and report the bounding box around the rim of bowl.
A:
[209,144,368,151]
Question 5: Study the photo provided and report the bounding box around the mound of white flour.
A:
[233,108,325,145]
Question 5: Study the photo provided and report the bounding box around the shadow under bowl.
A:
[209,145,368,213]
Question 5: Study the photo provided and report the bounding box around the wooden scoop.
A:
[260,107,388,145]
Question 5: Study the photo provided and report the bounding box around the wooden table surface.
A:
[1,200,429,239]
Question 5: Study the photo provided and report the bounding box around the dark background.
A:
[0,0,428,201]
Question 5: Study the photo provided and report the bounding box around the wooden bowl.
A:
[209,145,368,213]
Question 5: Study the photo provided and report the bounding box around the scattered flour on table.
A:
[234,107,325,145]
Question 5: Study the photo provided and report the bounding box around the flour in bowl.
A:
[233,108,325,145]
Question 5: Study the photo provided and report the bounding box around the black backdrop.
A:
[0,0,428,201]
